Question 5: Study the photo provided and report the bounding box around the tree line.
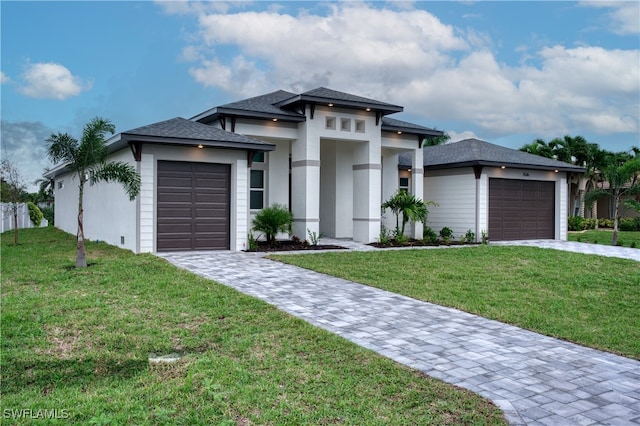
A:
[520,136,640,245]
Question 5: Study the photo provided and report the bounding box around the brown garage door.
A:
[157,161,230,251]
[489,178,555,241]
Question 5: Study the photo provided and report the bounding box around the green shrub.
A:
[26,202,43,227]
[422,227,438,244]
[251,203,293,245]
[582,218,596,230]
[568,216,584,231]
[598,218,614,228]
[40,206,54,225]
[463,229,475,243]
[619,217,640,231]
[439,227,453,243]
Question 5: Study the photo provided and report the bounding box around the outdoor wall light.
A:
[500,165,506,169]
[328,103,334,107]
[272,118,278,122]
[197,144,204,149]
[397,131,402,135]
[366,107,371,112]
[554,169,559,173]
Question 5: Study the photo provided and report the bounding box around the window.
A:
[250,170,264,209]
[325,116,336,130]
[399,177,409,192]
[57,180,64,189]
[340,118,351,131]
[355,119,365,133]
[250,151,266,209]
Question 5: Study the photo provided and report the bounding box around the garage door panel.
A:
[157,161,230,251]
[489,178,554,241]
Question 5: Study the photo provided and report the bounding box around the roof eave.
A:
[276,94,404,115]
[400,160,585,173]
[120,133,275,152]
[382,125,444,137]
[193,107,306,124]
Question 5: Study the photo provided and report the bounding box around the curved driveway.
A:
[158,241,640,425]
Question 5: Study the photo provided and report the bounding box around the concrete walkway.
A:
[158,241,640,425]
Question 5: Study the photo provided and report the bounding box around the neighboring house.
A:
[47,87,441,252]
[47,88,584,252]
[399,139,585,241]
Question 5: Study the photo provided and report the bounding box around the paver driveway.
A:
[158,244,640,426]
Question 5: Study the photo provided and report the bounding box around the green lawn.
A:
[271,246,640,360]
[568,229,640,247]
[1,228,505,425]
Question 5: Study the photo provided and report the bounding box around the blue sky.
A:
[2,1,639,190]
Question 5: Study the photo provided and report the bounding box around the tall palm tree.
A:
[519,138,554,158]
[585,158,640,245]
[46,117,140,268]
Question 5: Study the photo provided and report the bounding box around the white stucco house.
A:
[47,87,584,252]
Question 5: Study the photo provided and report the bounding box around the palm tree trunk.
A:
[76,183,87,268]
[611,190,620,246]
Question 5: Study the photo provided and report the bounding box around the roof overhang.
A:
[275,94,404,116]
[382,124,444,138]
[399,160,586,174]
[192,107,306,125]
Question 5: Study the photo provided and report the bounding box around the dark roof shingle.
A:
[399,138,585,172]
[116,117,274,151]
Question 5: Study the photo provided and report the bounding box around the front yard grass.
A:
[271,246,640,360]
[1,228,505,425]
[568,229,640,247]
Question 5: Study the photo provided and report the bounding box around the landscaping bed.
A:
[247,240,348,252]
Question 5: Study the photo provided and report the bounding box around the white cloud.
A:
[19,62,90,100]
[170,2,639,139]
[0,71,10,84]
[580,1,640,35]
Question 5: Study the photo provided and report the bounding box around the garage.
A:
[489,178,555,241]
[157,161,231,251]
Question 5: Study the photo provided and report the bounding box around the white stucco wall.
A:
[52,149,138,251]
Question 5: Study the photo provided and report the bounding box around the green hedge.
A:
[569,216,640,231]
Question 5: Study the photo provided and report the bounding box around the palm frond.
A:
[46,133,79,165]
[90,161,141,201]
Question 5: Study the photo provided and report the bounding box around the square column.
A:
[410,147,424,239]
[381,150,400,233]
[352,141,381,243]
[291,121,320,239]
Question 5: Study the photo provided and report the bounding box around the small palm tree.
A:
[46,117,140,268]
[382,191,435,237]
[251,203,293,246]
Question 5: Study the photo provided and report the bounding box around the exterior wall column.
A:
[352,141,381,243]
[291,118,320,239]
[139,153,154,253]
[410,147,424,239]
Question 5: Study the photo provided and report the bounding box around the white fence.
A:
[1,203,48,233]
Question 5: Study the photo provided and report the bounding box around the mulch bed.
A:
[369,239,480,248]
[247,240,348,252]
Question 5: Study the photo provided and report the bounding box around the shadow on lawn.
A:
[3,357,148,394]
